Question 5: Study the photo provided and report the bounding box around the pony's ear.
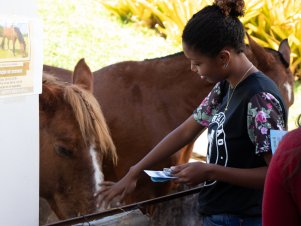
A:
[72,58,93,92]
[278,39,291,67]
[246,33,274,71]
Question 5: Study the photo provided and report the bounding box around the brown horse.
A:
[40,60,117,223]
[0,26,26,57]
[43,35,294,211]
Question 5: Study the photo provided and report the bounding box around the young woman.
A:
[263,115,301,226]
[98,0,287,225]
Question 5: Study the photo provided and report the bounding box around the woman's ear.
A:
[218,50,231,68]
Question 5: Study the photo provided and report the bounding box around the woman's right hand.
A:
[95,116,203,209]
[95,167,139,209]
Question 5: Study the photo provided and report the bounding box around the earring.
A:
[224,62,229,69]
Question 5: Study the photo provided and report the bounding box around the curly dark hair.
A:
[182,0,246,57]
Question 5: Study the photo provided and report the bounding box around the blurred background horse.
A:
[39,61,117,224]
[0,26,26,57]
[43,35,294,214]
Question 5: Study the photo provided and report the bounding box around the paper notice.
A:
[0,17,33,97]
[270,129,288,154]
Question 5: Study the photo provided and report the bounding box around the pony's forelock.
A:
[43,75,117,164]
[64,85,117,164]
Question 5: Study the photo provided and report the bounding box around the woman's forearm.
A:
[131,115,204,175]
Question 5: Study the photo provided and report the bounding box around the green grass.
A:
[0,37,29,58]
[38,0,300,131]
[0,49,13,58]
[37,0,181,71]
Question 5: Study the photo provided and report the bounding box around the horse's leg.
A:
[1,37,5,49]
[22,44,25,57]
[13,38,16,56]
[21,43,26,57]
[6,38,9,50]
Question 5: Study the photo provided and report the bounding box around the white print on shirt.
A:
[207,129,215,164]
[204,112,229,187]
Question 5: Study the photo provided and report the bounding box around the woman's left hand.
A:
[171,162,213,186]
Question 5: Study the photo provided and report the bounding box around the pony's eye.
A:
[54,145,74,158]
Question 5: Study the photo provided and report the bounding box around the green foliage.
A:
[245,0,301,78]
[289,80,301,130]
[101,0,301,78]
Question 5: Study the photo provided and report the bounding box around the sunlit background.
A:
[38,0,301,131]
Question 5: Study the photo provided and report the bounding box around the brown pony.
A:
[43,36,294,209]
[40,60,117,223]
[0,26,26,57]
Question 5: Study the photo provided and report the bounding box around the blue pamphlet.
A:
[270,129,288,154]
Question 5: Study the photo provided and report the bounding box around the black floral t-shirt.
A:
[192,72,287,216]
[193,82,286,154]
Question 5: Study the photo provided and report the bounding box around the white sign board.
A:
[0,1,42,225]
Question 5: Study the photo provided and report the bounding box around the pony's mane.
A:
[42,74,117,164]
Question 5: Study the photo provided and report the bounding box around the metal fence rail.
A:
[45,185,204,226]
